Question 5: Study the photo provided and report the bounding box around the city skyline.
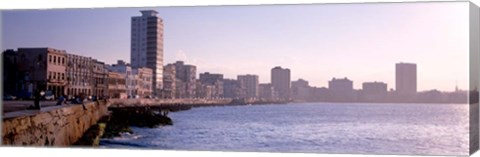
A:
[2,2,469,91]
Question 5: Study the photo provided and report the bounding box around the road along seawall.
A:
[2,100,108,146]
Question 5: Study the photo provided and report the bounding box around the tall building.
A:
[237,74,259,99]
[131,10,164,96]
[328,77,354,102]
[395,63,417,96]
[271,66,291,100]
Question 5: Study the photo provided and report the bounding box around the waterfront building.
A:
[361,81,387,102]
[3,48,68,98]
[259,83,278,101]
[271,66,291,101]
[132,67,153,98]
[199,72,224,98]
[162,64,176,99]
[66,52,94,97]
[173,61,196,98]
[92,60,108,98]
[328,77,354,102]
[237,74,259,99]
[311,87,329,102]
[110,60,153,98]
[291,79,311,101]
[17,48,68,98]
[395,62,417,96]
[131,10,164,96]
[3,49,21,97]
[107,71,127,98]
[223,79,245,99]
[109,60,135,98]
[196,80,215,99]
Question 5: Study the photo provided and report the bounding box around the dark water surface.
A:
[100,103,468,155]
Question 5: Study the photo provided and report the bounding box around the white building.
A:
[131,10,164,96]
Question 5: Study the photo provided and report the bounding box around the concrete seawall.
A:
[107,98,232,108]
[2,101,108,146]
[2,98,232,146]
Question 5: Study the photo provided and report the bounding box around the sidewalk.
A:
[2,100,82,119]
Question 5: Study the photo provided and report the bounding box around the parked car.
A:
[3,95,17,100]
[44,94,55,100]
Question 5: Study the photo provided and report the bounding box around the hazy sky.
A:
[1,2,469,91]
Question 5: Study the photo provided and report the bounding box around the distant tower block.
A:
[395,62,417,95]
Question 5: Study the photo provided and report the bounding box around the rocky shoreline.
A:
[73,107,175,146]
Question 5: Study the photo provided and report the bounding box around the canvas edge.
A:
[470,1,480,155]
[0,9,4,146]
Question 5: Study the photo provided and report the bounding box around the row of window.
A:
[48,71,65,81]
[48,55,66,65]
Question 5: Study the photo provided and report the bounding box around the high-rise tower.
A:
[131,10,164,96]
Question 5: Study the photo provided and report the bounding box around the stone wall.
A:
[2,101,108,146]
[108,98,232,108]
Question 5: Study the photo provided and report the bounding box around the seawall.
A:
[2,100,108,146]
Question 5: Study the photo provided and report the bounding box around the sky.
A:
[1,2,469,91]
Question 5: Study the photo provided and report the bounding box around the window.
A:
[53,56,57,64]
[48,71,52,80]
[62,58,65,65]
[49,55,52,63]
[62,73,65,80]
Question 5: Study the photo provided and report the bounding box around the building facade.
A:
[395,63,417,96]
[163,64,176,99]
[223,79,245,99]
[110,60,153,98]
[328,77,354,102]
[22,48,68,98]
[237,74,259,99]
[4,48,68,98]
[92,60,108,98]
[173,61,196,98]
[109,60,135,98]
[107,72,127,98]
[361,81,388,102]
[199,72,224,98]
[271,66,291,101]
[259,83,277,101]
[66,53,94,97]
[291,79,311,101]
[131,10,164,96]
[132,67,153,98]
[3,50,21,97]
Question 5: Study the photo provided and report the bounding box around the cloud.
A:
[175,49,188,62]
